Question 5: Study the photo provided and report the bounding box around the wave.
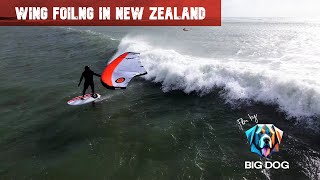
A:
[115,35,320,119]
[58,27,120,41]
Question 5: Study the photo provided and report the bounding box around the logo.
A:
[245,124,283,157]
[115,77,125,83]
[244,161,289,170]
[238,117,289,170]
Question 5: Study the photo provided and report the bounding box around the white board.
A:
[67,93,101,106]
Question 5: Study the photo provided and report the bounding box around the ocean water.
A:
[0,18,320,179]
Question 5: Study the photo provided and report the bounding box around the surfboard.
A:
[67,93,101,106]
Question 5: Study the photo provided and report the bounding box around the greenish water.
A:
[0,25,319,179]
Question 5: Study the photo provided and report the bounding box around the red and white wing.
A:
[101,52,147,89]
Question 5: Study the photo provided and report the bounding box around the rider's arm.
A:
[93,72,101,77]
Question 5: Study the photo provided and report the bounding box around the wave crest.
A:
[116,35,320,119]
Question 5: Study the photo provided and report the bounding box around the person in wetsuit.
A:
[78,66,101,99]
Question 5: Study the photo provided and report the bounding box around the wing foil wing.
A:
[101,52,147,89]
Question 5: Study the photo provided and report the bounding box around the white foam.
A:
[115,32,320,119]
[95,94,114,102]
[59,27,119,41]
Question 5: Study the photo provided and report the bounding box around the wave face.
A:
[115,23,320,119]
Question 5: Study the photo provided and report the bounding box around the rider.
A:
[78,66,101,99]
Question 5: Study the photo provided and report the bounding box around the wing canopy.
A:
[101,52,147,89]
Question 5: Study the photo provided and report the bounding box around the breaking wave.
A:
[115,33,320,119]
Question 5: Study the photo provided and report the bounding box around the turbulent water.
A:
[0,18,320,179]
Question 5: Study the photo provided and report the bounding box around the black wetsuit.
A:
[78,69,101,96]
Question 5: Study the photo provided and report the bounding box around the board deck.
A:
[67,93,101,106]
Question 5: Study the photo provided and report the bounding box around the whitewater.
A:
[113,21,320,119]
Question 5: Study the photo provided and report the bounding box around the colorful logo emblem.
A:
[245,124,283,157]
[115,77,125,83]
